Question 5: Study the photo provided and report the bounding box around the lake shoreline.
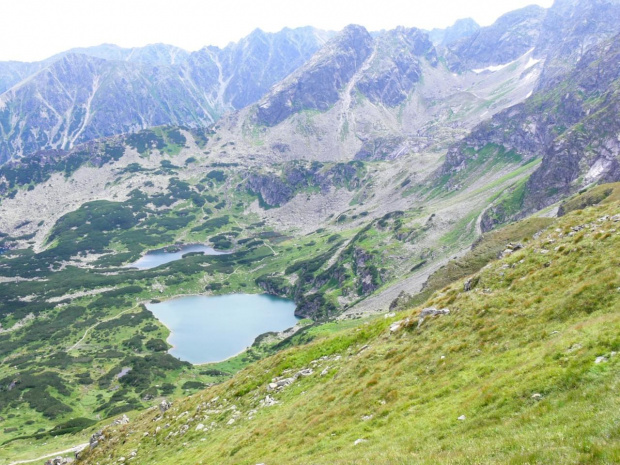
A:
[145,293,300,365]
[126,243,230,270]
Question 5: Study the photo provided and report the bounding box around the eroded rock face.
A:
[446,5,546,71]
[354,136,406,161]
[356,27,437,107]
[536,0,620,90]
[353,247,381,296]
[245,162,364,208]
[246,173,296,207]
[255,25,374,127]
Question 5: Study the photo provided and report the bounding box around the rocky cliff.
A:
[355,27,437,106]
[535,0,620,89]
[254,25,374,127]
[446,5,546,71]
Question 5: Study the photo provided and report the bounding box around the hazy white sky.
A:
[1,0,554,62]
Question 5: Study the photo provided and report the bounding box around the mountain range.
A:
[0,27,332,163]
[0,0,619,463]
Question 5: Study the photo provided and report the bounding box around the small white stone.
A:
[457,415,466,421]
[354,438,367,445]
[390,321,403,332]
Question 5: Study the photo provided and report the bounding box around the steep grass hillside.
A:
[80,198,620,464]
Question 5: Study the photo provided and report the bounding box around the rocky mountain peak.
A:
[355,27,436,106]
[535,0,620,89]
[428,18,480,46]
[218,26,332,110]
[254,25,374,126]
[44,43,191,66]
[447,5,546,71]
[0,27,327,163]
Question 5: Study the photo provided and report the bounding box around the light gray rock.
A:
[89,430,105,450]
[112,414,130,425]
[261,395,278,407]
[418,307,450,326]
[159,399,172,413]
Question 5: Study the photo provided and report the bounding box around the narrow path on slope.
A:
[67,305,140,351]
[7,443,88,465]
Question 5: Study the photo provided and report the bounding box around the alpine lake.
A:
[127,244,228,270]
[146,294,299,364]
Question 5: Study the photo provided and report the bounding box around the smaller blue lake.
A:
[127,244,227,270]
[146,294,299,364]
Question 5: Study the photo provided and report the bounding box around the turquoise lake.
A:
[146,294,299,364]
[127,244,227,270]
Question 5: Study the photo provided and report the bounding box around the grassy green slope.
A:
[400,216,555,309]
[81,200,620,465]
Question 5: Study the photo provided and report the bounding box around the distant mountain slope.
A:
[254,25,375,127]
[210,20,542,164]
[45,43,191,66]
[446,5,546,71]
[0,27,330,164]
[535,0,620,89]
[436,29,620,231]
[428,18,480,46]
[0,54,217,161]
[0,61,44,94]
[217,27,334,110]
